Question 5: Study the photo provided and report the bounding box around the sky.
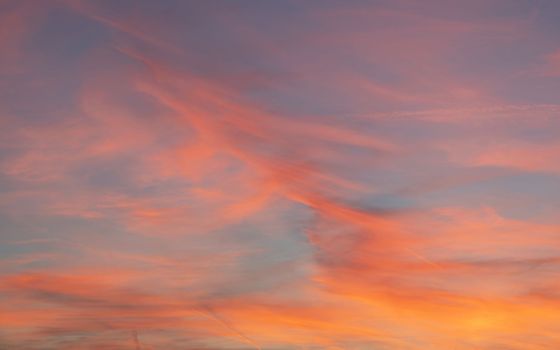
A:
[1,0,560,349]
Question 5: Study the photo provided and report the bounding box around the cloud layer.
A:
[1,1,560,349]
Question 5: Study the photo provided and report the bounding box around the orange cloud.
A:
[2,1,560,349]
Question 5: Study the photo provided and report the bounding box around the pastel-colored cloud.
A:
[1,1,560,349]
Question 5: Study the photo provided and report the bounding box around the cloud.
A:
[2,1,560,349]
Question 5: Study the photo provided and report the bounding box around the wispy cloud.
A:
[1,1,560,349]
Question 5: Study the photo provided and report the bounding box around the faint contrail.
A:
[132,330,141,350]
[199,304,262,350]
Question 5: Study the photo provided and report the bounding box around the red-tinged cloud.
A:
[1,1,560,349]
